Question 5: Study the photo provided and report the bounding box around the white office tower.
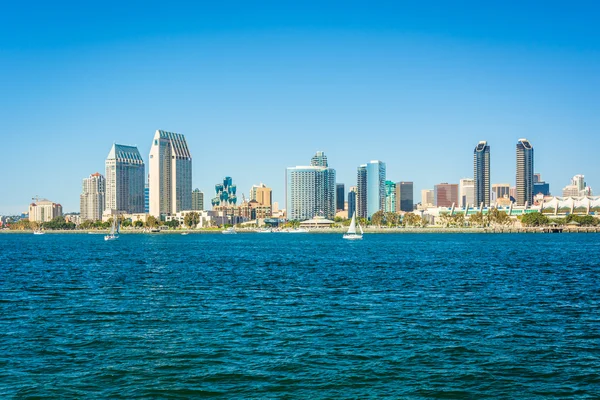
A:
[149,130,192,217]
[459,178,475,208]
[80,172,106,221]
[105,144,145,214]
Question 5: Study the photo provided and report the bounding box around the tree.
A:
[520,212,549,227]
[438,213,452,227]
[134,220,144,228]
[184,212,200,229]
[469,212,485,227]
[165,220,179,229]
[451,213,465,227]
[122,219,132,228]
[403,213,419,227]
[371,211,384,227]
[146,215,159,228]
[384,212,399,227]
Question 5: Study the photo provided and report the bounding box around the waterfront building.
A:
[421,189,434,207]
[356,160,386,219]
[336,184,345,211]
[459,178,475,208]
[533,174,551,196]
[474,141,491,207]
[105,143,145,214]
[396,181,414,212]
[385,181,396,213]
[510,187,517,202]
[192,188,204,211]
[347,186,357,220]
[29,199,63,222]
[492,184,511,204]
[80,172,105,222]
[516,138,534,206]
[149,130,192,218]
[250,183,272,207]
[562,175,591,197]
[286,152,336,221]
[434,183,459,207]
[144,183,149,213]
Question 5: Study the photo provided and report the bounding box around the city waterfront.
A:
[1,234,599,397]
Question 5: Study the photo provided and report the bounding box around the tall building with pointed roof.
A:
[516,138,534,206]
[474,140,491,207]
[149,130,192,217]
[105,144,145,214]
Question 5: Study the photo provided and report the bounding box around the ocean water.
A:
[1,232,599,398]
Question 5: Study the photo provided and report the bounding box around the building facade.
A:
[492,183,511,203]
[421,189,434,207]
[286,152,336,221]
[105,144,145,214]
[29,199,63,222]
[356,160,386,219]
[347,187,357,220]
[80,172,105,221]
[396,181,414,212]
[149,130,192,217]
[192,188,204,211]
[336,183,345,211]
[459,178,475,208]
[516,138,534,206]
[474,141,491,207]
[384,181,396,213]
[356,165,368,219]
[250,183,272,206]
[434,183,459,207]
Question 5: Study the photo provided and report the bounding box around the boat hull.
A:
[343,234,363,240]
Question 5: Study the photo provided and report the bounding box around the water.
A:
[1,233,599,398]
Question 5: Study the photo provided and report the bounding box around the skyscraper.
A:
[149,130,192,217]
[434,183,459,207]
[80,172,105,221]
[421,189,434,207]
[347,186,357,220]
[192,188,204,211]
[516,138,534,206]
[286,152,336,221]
[385,181,396,213]
[459,178,475,208]
[336,183,345,211]
[474,141,491,207]
[356,160,386,219]
[396,181,414,212]
[105,144,145,214]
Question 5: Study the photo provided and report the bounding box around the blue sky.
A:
[1,1,599,214]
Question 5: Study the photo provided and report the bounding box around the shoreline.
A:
[2,227,599,234]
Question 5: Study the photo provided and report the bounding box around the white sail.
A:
[358,221,363,235]
[347,214,357,234]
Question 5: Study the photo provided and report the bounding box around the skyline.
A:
[2,2,599,214]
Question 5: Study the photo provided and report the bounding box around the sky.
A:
[1,1,599,214]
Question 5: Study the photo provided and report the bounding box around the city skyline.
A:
[1,3,599,214]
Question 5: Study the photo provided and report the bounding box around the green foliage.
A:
[165,220,180,229]
[122,220,132,228]
[42,216,76,230]
[469,212,485,227]
[146,215,159,228]
[487,208,511,226]
[184,212,200,228]
[370,211,384,226]
[334,216,343,223]
[134,220,144,228]
[519,212,550,227]
[403,213,421,227]
[565,214,598,226]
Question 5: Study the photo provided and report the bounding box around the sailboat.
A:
[222,226,237,234]
[33,227,45,235]
[104,218,120,241]
[343,214,363,240]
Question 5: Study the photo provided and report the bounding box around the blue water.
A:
[1,233,599,398]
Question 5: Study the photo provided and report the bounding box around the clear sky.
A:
[1,1,599,214]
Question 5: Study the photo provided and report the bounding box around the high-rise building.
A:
[492,184,511,203]
[356,160,386,219]
[347,186,357,220]
[516,138,534,206]
[395,181,414,212]
[149,130,192,217]
[144,183,149,213]
[29,199,63,222]
[286,152,336,221]
[434,183,459,207]
[80,172,105,221]
[250,183,272,206]
[459,178,475,207]
[310,151,328,167]
[192,188,204,211]
[385,181,396,213]
[474,141,491,207]
[105,144,145,214]
[421,189,434,207]
[562,174,591,197]
[336,183,345,211]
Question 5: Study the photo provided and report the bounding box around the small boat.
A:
[286,228,308,233]
[33,229,45,235]
[104,219,120,241]
[222,227,237,234]
[343,214,363,240]
[181,232,189,235]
